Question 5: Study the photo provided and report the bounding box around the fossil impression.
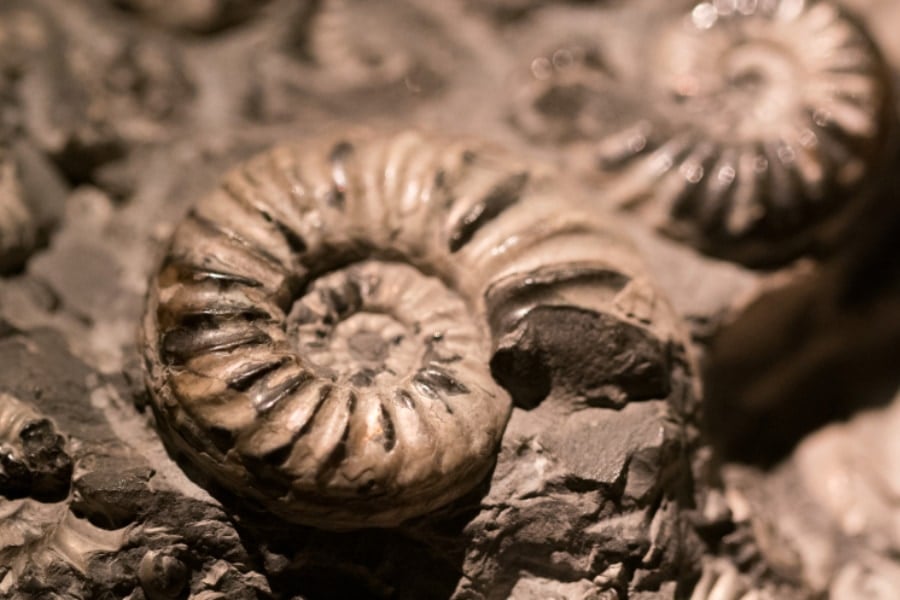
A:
[283,0,457,95]
[141,130,679,529]
[0,154,38,274]
[513,0,893,265]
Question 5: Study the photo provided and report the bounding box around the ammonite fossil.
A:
[142,130,680,529]
[250,0,466,118]
[0,153,38,274]
[511,0,893,265]
[0,145,66,275]
[0,393,72,502]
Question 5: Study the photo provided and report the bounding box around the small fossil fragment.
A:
[512,0,893,265]
[0,499,126,594]
[0,393,73,502]
[283,0,455,95]
[138,546,190,600]
[0,144,67,275]
[142,130,679,529]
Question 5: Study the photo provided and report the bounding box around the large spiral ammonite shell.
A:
[511,0,893,265]
[142,130,679,529]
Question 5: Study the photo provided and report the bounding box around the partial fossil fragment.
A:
[0,499,126,595]
[0,393,72,502]
[141,130,679,529]
[294,0,452,93]
[0,145,67,274]
[246,0,461,121]
[0,393,125,595]
[0,152,37,274]
[510,0,893,265]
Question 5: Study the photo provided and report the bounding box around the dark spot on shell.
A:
[177,306,271,329]
[295,384,334,438]
[319,276,363,318]
[448,172,528,252]
[229,358,289,392]
[413,366,469,406]
[378,405,396,452]
[258,208,309,255]
[188,210,286,269]
[161,326,271,365]
[316,391,355,483]
[433,168,446,189]
[249,369,313,413]
[349,368,378,387]
[207,426,236,455]
[327,141,354,210]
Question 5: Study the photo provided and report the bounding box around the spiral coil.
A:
[142,130,680,528]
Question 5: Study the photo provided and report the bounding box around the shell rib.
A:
[142,130,674,529]
[512,0,892,265]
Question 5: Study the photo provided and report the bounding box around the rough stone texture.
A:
[722,383,900,599]
[0,0,898,598]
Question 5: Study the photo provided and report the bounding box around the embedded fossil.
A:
[304,0,411,88]
[141,130,679,529]
[247,0,462,121]
[0,394,124,594]
[286,0,454,95]
[0,145,66,275]
[0,153,38,274]
[0,393,72,502]
[511,0,893,265]
[0,498,126,594]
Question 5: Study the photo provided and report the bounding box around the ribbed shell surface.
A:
[142,130,667,529]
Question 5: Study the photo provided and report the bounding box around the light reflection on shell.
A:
[512,0,893,265]
[141,130,680,529]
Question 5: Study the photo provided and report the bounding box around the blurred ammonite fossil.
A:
[141,130,683,529]
[512,0,893,265]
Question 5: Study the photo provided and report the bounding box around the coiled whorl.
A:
[142,130,679,529]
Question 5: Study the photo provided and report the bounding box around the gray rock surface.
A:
[0,0,898,598]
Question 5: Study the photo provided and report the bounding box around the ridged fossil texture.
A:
[512,0,893,265]
[141,130,684,529]
[291,0,453,94]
